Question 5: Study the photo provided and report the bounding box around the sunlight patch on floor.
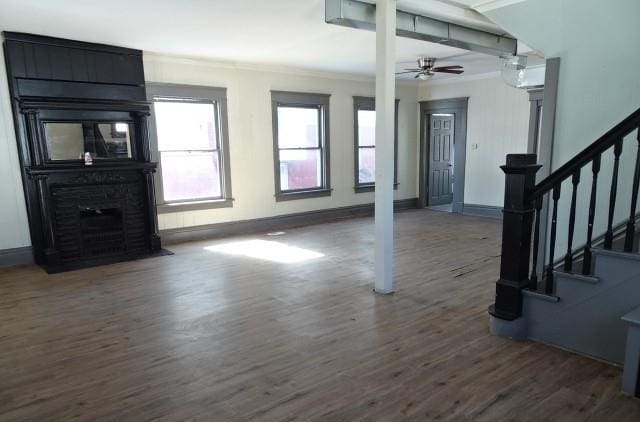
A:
[204,239,324,264]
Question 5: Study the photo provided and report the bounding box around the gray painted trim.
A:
[161,198,419,244]
[271,90,331,202]
[157,199,234,214]
[352,96,399,191]
[354,182,399,193]
[462,203,503,219]
[0,246,34,267]
[538,58,560,180]
[275,188,332,202]
[146,82,234,209]
[527,88,544,154]
[419,97,468,213]
[535,58,561,277]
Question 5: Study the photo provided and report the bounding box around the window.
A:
[271,91,331,201]
[147,84,232,212]
[353,96,399,193]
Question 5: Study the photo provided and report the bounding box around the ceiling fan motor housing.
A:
[418,57,436,70]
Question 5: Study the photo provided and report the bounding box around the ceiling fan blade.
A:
[395,71,417,75]
[433,65,463,70]
[404,68,422,71]
[434,69,464,74]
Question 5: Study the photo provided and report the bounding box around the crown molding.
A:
[143,52,420,87]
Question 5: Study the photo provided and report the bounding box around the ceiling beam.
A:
[325,0,517,57]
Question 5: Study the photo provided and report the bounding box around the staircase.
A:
[489,107,640,366]
[524,248,640,364]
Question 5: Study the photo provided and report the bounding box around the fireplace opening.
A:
[79,206,125,257]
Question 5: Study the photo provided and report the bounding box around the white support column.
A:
[374,0,396,294]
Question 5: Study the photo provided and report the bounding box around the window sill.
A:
[354,183,399,193]
[157,198,233,213]
[275,188,332,202]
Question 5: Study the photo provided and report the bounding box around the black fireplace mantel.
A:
[3,31,164,272]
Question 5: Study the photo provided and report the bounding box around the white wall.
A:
[418,73,530,207]
[0,49,31,251]
[144,54,420,231]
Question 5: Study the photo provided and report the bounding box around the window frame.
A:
[353,96,399,193]
[271,91,331,202]
[147,83,233,213]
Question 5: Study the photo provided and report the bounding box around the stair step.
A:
[554,271,600,304]
[522,288,560,303]
[592,247,640,262]
[592,248,640,281]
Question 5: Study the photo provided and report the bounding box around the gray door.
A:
[428,114,454,205]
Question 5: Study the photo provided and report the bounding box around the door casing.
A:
[419,97,468,212]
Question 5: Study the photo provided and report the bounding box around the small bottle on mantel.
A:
[84,152,93,166]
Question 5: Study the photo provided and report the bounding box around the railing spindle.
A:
[530,197,543,290]
[583,154,601,275]
[563,170,581,271]
[624,129,640,252]
[545,183,561,294]
[604,140,623,249]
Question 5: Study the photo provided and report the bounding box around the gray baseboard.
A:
[162,198,419,244]
[463,203,503,219]
[0,246,34,267]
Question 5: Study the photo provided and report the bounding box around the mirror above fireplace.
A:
[44,121,133,161]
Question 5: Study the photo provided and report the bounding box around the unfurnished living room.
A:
[1,0,639,420]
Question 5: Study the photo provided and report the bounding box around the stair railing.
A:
[490,107,640,321]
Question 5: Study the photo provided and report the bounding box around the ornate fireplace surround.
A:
[3,32,164,272]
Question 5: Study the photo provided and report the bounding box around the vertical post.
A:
[489,154,541,320]
[374,0,396,294]
[624,130,640,252]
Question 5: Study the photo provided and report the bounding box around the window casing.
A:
[271,91,331,201]
[147,83,232,212]
[353,96,399,193]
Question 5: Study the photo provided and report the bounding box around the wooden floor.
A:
[1,209,640,421]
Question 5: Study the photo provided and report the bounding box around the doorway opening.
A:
[419,98,468,212]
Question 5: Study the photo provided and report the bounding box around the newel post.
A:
[489,154,541,321]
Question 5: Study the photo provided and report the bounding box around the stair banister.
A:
[491,107,640,322]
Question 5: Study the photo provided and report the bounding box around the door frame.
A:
[418,97,468,212]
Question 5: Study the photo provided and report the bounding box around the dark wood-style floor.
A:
[1,209,640,421]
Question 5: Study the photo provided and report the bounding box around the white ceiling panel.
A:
[0,0,508,79]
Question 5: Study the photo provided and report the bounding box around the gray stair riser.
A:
[525,279,640,363]
[593,251,640,280]
[554,273,600,305]
[522,251,640,364]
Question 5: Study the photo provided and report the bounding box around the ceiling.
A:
[0,0,512,80]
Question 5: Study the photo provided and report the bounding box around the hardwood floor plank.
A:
[1,209,639,421]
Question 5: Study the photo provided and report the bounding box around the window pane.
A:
[154,101,217,151]
[279,149,321,191]
[277,107,319,148]
[357,109,376,146]
[358,147,375,184]
[161,151,221,201]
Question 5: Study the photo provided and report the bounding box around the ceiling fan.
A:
[396,58,464,80]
